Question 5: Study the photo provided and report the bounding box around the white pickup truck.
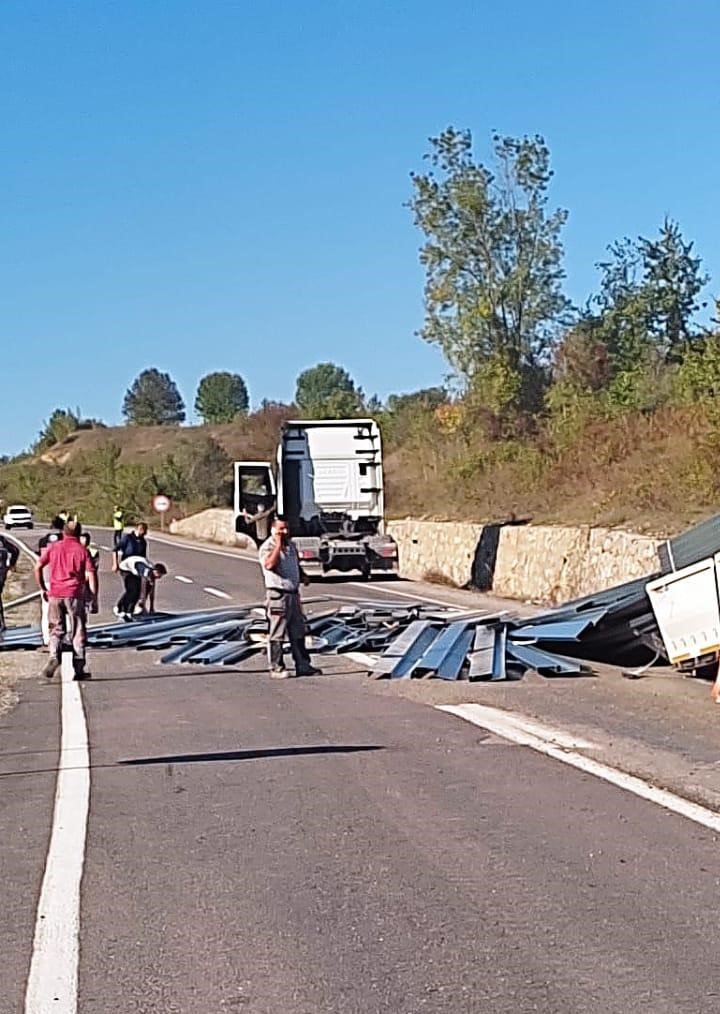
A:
[233,418,398,579]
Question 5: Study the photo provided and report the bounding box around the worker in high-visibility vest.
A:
[112,506,125,549]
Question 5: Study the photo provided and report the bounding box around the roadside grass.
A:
[384,404,720,536]
[0,555,41,716]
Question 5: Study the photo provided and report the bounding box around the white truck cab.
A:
[234,418,398,579]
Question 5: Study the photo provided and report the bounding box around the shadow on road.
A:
[118,744,384,766]
[0,744,384,778]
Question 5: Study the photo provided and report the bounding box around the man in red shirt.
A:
[34,520,98,680]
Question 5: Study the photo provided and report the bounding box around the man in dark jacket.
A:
[113,522,149,619]
[113,522,147,571]
[37,515,65,553]
[0,534,20,632]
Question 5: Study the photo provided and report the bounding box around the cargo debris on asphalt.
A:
[5,511,720,685]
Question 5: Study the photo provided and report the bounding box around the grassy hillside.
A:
[1,402,718,536]
[0,406,293,526]
[384,404,717,534]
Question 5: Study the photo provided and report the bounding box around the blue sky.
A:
[2,0,719,455]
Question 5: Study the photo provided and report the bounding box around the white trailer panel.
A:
[646,557,720,666]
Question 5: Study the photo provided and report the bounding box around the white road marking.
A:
[25,660,90,1014]
[99,545,113,552]
[204,586,232,600]
[438,703,720,834]
[92,527,481,610]
[347,581,457,608]
[147,532,257,562]
[174,575,193,584]
[143,532,459,604]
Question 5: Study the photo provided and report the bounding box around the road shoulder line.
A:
[24,663,90,1014]
[438,702,720,834]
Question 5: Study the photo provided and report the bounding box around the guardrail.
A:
[2,531,41,613]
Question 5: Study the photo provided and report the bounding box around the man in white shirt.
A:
[114,556,167,621]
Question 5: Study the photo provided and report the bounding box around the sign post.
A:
[152,493,171,531]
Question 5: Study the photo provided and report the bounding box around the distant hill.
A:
[36,415,287,467]
[0,406,293,525]
[2,402,717,537]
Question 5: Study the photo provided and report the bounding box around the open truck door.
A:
[233,461,276,545]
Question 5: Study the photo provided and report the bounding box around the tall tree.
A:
[295,362,364,418]
[195,371,250,423]
[122,368,186,426]
[640,218,708,356]
[592,219,708,372]
[408,128,572,385]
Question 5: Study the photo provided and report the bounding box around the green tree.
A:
[408,128,572,391]
[673,330,720,408]
[122,368,186,426]
[382,387,448,446]
[551,317,611,393]
[593,219,708,373]
[159,436,232,504]
[195,371,250,424]
[34,408,80,453]
[386,387,448,415]
[640,218,708,356]
[295,362,364,418]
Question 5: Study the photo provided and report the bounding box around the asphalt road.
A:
[3,529,720,1012]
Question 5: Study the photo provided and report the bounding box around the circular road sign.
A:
[153,494,171,514]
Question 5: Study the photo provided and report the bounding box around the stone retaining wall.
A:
[170,508,249,548]
[170,509,663,605]
[387,519,662,603]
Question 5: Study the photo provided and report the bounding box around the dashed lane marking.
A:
[438,703,720,835]
[204,587,232,600]
[174,575,193,584]
[24,660,90,1013]
[92,526,492,612]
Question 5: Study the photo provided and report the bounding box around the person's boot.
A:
[291,639,321,676]
[73,657,91,680]
[296,664,322,676]
[41,655,60,679]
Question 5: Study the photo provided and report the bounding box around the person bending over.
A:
[114,555,167,621]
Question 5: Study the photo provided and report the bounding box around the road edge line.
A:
[24,664,90,1014]
[437,703,720,834]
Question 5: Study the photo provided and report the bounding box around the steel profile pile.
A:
[0,577,666,679]
[0,601,482,671]
[369,614,588,681]
[0,607,264,664]
[11,514,720,679]
[0,595,632,681]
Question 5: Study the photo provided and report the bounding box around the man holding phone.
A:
[259,517,321,679]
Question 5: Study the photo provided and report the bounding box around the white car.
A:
[3,504,34,530]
